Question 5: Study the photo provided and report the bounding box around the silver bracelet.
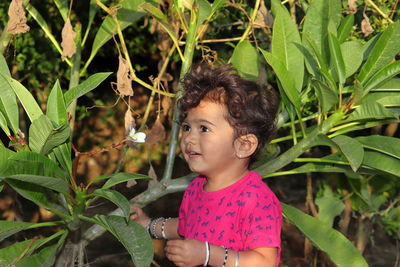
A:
[203,241,210,266]
[161,217,171,240]
[235,251,239,267]
[151,217,164,239]
[146,219,152,237]
[221,246,228,267]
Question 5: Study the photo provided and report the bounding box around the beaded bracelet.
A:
[146,219,153,237]
[161,217,172,240]
[221,246,228,267]
[151,217,164,239]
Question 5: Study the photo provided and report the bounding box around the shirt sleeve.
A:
[242,192,282,250]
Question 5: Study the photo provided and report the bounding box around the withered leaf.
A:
[146,117,166,144]
[361,13,374,37]
[61,18,76,59]
[161,96,172,116]
[117,56,133,96]
[7,0,30,34]
[348,0,357,14]
[124,108,135,135]
[254,0,274,28]
[147,162,158,188]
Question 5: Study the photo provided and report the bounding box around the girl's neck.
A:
[203,168,249,192]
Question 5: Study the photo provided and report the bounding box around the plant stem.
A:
[365,0,394,23]
[239,0,260,43]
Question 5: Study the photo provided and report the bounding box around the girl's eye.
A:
[200,125,209,132]
[182,124,191,132]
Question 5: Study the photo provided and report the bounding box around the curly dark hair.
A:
[179,63,279,162]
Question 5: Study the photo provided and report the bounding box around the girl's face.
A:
[180,100,242,180]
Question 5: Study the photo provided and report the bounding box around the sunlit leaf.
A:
[341,41,363,78]
[0,110,11,136]
[357,135,400,160]
[47,80,68,125]
[230,40,259,81]
[328,33,346,85]
[54,0,69,21]
[282,203,368,267]
[332,135,364,172]
[0,54,11,77]
[362,151,400,177]
[363,60,400,93]
[0,73,19,134]
[337,14,354,43]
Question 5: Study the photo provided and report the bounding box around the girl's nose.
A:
[183,130,196,144]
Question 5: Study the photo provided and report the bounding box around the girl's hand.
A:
[130,206,150,228]
[165,239,205,267]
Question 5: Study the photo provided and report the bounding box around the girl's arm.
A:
[165,239,277,267]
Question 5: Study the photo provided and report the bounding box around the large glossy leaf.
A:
[47,80,68,125]
[302,0,341,60]
[358,21,400,85]
[85,0,147,70]
[260,49,301,109]
[316,184,345,227]
[332,135,364,172]
[230,40,259,81]
[26,4,64,57]
[0,231,66,263]
[0,53,11,77]
[363,60,400,93]
[29,115,70,156]
[347,98,397,121]
[356,135,400,160]
[328,33,346,85]
[0,73,19,134]
[91,215,153,267]
[97,172,151,189]
[271,0,304,91]
[7,76,43,122]
[2,175,68,195]
[282,203,368,267]
[341,41,363,78]
[362,151,400,177]
[1,151,65,179]
[337,14,354,43]
[0,221,36,242]
[64,72,112,107]
[92,189,131,220]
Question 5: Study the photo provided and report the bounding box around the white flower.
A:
[127,128,146,143]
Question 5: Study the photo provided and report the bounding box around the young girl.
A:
[131,63,281,267]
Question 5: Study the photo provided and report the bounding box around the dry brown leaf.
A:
[348,0,357,13]
[146,117,166,144]
[117,55,133,96]
[161,96,172,116]
[61,18,76,59]
[124,108,136,135]
[7,0,30,34]
[361,14,374,37]
[147,162,158,188]
[254,0,274,28]
[126,179,137,188]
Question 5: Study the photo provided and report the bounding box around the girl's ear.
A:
[234,134,258,159]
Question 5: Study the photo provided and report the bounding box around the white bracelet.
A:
[161,217,171,240]
[204,241,210,266]
[235,251,239,267]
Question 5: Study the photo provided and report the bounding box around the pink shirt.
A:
[178,171,281,265]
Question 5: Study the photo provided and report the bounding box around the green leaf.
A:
[92,215,153,267]
[54,0,69,21]
[0,231,66,263]
[29,115,70,156]
[328,33,346,85]
[0,110,11,136]
[196,0,212,26]
[363,60,400,93]
[357,135,400,160]
[97,172,151,189]
[337,14,354,43]
[8,77,43,122]
[0,54,11,77]
[49,143,73,180]
[332,135,364,172]
[230,41,259,81]
[2,151,65,179]
[85,0,146,70]
[2,175,68,195]
[82,0,104,46]
[0,73,19,134]
[210,0,226,15]
[47,80,68,125]
[312,79,339,113]
[260,49,301,109]
[0,146,15,173]
[0,221,36,242]
[347,98,397,121]
[282,203,368,267]
[271,0,304,91]
[316,184,345,227]
[358,21,400,84]
[293,42,320,77]
[341,41,363,78]
[64,72,112,107]
[302,0,341,61]
[92,189,131,220]
[362,151,400,177]
[26,4,64,58]
[15,243,60,267]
